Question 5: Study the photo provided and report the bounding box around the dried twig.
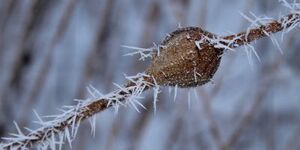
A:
[1,75,154,149]
[222,12,300,48]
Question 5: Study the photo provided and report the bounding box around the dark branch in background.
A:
[18,0,77,128]
[0,10,299,149]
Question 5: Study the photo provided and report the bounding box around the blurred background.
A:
[0,0,300,149]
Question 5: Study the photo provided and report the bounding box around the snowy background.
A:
[0,0,300,149]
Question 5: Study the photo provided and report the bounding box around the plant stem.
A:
[1,77,153,149]
[222,12,300,48]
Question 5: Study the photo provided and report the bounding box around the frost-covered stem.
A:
[222,12,300,48]
[1,76,153,150]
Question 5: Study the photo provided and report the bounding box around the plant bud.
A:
[146,27,223,87]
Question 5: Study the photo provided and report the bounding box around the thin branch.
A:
[0,75,153,150]
[222,11,300,48]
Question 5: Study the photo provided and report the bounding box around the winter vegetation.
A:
[0,0,300,149]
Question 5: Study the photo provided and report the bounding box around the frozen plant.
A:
[1,1,300,149]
